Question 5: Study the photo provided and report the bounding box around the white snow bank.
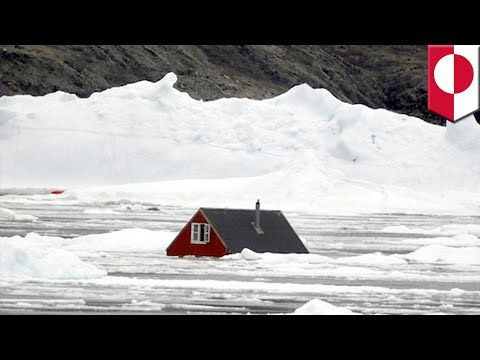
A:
[403,245,480,265]
[338,252,407,266]
[1,229,175,254]
[0,229,177,279]
[292,299,359,315]
[382,224,480,236]
[235,248,406,267]
[64,158,467,214]
[0,228,175,280]
[64,228,175,252]
[238,248,330,264]
[0,207,37,222]
[400,234,480,247]
[3,72,480,214]
[0,236,106,280]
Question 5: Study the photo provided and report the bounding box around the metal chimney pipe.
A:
[255,199,260,229]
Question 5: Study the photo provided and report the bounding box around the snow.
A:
[403,245,480,265]
[338,252,407,266]
[237,248,330,263]
[235,248,406,266]
[0,236,106,280]
[88,275,469,299]
[65,228,175,252]
[1,211,480,313]
[292,299,358,315]
[0,228,175,280]
[450,288,467,296]
[5,226,480,285]
[399,234,480,247]
[0,207,37,222]
[239,248,263,260]
[2,72,480,214]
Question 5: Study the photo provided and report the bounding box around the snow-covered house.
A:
[166,200,309,257]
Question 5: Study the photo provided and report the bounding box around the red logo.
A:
[428,45,479,122]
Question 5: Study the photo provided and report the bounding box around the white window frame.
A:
[191,223,210,244]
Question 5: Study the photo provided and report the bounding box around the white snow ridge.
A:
[292,299,358,315]
[0,235,107,280]
[2,72,480,214]
[64,228,175,252]
[0,207,37,222]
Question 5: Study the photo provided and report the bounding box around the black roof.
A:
[200,208,309,254]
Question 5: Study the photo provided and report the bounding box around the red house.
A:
[166,200,309,257]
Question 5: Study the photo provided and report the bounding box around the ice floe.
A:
[292,299,359,315]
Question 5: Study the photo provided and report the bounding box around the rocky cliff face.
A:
[0,45,443,124]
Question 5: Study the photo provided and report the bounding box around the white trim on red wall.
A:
[190,223,210,244]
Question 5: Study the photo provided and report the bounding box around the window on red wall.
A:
[191,223,210,244]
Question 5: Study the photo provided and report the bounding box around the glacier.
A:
[1,72,480,214]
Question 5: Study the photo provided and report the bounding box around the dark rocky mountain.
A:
[0,45,443,125]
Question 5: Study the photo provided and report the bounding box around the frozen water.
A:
[2,73,480,214]
[64,228,176,252]
[0,235,106,280]
[0,207,37,222]
[292,299,358,315]
[403,245,480,265]
[1,197,480,314]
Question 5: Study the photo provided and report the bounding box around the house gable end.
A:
[166,209,228,257]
